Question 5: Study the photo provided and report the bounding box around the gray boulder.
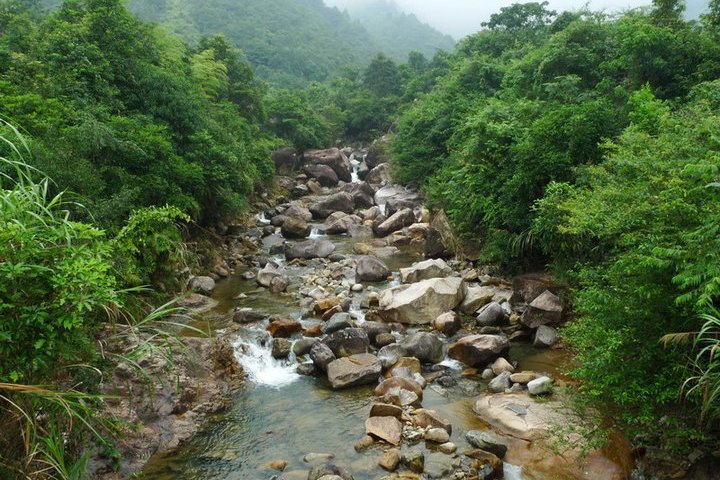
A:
[521,290,564,328]
[304,164,338,187]
[374,208,416,237]
[399,258,452,283]
[533,325,558,348]
[304,148,353,183]
[489,371,512,393]
[327,353,382,389]
[448,334,510,367]
[285,239,336,260]
[322,313,352,335]
[188,276,215,295]
[378,277,467,325]
[476,302,506,326]
[310,192,355,219]
[401,332,445,364]
[366,163,391,184]
[310,343,336,372]
[322,328,369,358]
[355,255,391,283]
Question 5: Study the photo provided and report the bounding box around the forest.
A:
[1,0,720,478]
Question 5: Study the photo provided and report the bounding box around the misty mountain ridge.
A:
[123,0,454,87]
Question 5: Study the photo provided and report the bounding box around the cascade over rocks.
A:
[378,277,467,325]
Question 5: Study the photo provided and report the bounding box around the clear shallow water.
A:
[142,226,629,480]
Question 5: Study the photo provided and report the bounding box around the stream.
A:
[139,151,631,480]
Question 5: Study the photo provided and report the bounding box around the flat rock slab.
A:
[366,416,403,445]
[472,393,575,441]
[326,353,381,389]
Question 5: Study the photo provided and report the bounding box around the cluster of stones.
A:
[187,144,571,480]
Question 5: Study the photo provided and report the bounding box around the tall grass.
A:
[0,121,206,478]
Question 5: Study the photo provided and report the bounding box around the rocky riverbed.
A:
[133,145,633,480]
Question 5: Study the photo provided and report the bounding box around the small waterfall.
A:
[232,331,299,388]
[309,227,323,238]
[349,304,366,324]
[255,212,271,226]
[350,161,360,183]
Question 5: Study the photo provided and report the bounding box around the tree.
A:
[481,2,557,31]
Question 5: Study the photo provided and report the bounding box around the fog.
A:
[324,0,710,39]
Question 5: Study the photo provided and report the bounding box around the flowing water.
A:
[140,173,631,479]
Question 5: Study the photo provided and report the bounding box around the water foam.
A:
[232,332,299,388]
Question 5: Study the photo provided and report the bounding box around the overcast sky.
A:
[324,0,709,39]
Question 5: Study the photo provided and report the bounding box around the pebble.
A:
[425,427,450,443]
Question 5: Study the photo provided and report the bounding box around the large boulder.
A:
[399,258,453,283]
[425,210,454,259]
[282,203,312,222]
[401,332,445,364]
[378,277,467,325]
[521,290,564,328]
[448,335,509,367]
[326,353,382,389]
[341,182,375,209]
[434,311,461,336]
[374,208,417,238]
[366,163,391,184]
[510,273,557,307]
[324,212,361,235]
[271,147,298,175]
[377,344,408,370]
[285,239,336,260]
[310,192,355,219]
[256,262,286,288]
[476,302,506,326]
[304,164,338,187]
[322,328,370,358]
[188,276,215,295]
[281,216,311,238]
[305,148,353,182]
[460,285,497,314]
[374,185,422,210]
[355,255,391,283]
[310,342,336,372]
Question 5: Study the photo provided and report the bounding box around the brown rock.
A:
[465,449,503,479]
[267,318,302,338]
[510,372,538,384]
[268,459,288,471]
[434,311,462,336]
[365,416,403,445]
[304,324,323,337]
[370,403,403,420]
[354,434,375,452]
[374,377,423,399]
[386,357,421,378]
[314,297,341,314]
[411,409,452,434]
[378,448,401,471]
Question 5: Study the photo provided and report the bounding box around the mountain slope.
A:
[331,0,455,60]
[126,0,377,87]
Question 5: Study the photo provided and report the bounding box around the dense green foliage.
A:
[333,0,454,62]
[1,0,273,228]
[390,0,720,435]
[120,0,453,87]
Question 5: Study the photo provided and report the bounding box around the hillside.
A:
[120,0,452,87]
[330,0,455,61]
